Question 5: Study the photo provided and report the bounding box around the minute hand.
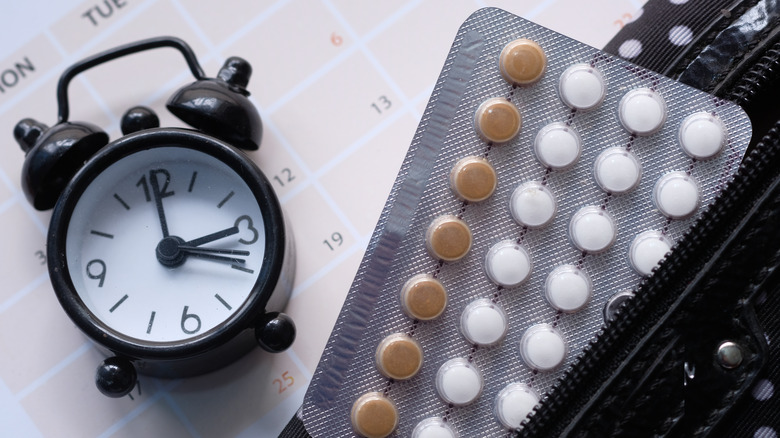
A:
[185,226,239,247]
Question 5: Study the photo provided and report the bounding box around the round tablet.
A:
[603,290,635,322]
[534,122,582,170]
[559,64,606,110]
[679,112,726,159]
[411,417,458,438]
[499,38,547,86]
[510,181,557,229]
[520,324,567,371]
[375,333,423,380]
[653,172,699,219]
[618,88,667,136]
[544,265,592,312]
[629,230,672,276]
[593,147,642,194]
[350,392,399,438]
[474,97,522,143]
[449,156,497,202]
[435,358,483,406]
[495,383,540,429]
[569,206,617,253]
[485,240,532,287]
[426,215,472,261]
[400,274,448,321]
[460,299,508,346]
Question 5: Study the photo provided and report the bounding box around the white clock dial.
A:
[65,146,265,343]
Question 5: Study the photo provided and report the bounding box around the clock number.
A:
[322,232,344,251]
[86,259,106,287]
[273,371,295,394]
[137,169,174,202]
[273,168,295,187]
[235,215,259,245]
[180,306,202,335]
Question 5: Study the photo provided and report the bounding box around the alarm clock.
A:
[14,37,296,397]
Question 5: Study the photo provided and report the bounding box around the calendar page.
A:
[0,1,644,436]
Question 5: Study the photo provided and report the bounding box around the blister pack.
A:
[301,7,752,437]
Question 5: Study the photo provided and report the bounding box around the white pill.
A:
[485,240,532,287]
[629,230,672,276]
[559,64,606,110]
[544,265,592,312]
[495,383,540,429]
[653,172,699,219]
[460,299,508,346]
[593,147,642,194]
[533,122,582,170]
[679,112,726,159]
[619,88,667,135]
[510,181,557,229]
[436,358,483,406]
[520,324,567,371]
[569,206,617,253]
[411,417,458,438]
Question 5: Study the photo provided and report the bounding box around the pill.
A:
[593,147,642,194]
[435,358,483,406]
[400,274,448,321]
[495,383,540,429]
[509,181,557,229]
[499,38,546,86]
[558,63,606,110]
[411,417,458,438]
[474,97,522,143]
[544,265,592,312]
[534,122,582,170]
[450,156,497,202]
[375,333,423,380]
[653,171,699,219]
[520,324,567,371]
[350,392,399,438]
[485,240,532,287]
[629,230,672,276]
[603,290,635,322]
[618,88,667,136]
[679,112,726,159]
[460,299,508,346]
[426,215,472,261]
[569,206,617,253]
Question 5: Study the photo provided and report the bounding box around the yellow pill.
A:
[450,156,497,202]
[474,98,522,143]
[426,215,472,262]
[375,333,423,380]
[350,392,399,438]
[400,274,448,321]
[499,38,547,86]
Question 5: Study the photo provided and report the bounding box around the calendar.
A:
[0,1,643,436]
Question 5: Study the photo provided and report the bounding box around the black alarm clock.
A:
[14,37,296,397]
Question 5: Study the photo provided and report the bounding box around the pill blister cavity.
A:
[679,112,726,159]
[494,383,540,429]
[460,299,508,346]
[619,88,667,136]
[411,417,458,438]
[400,274,448,321]
[449,156,497,202]
[534,122,582,170]
[594,147,642,194]
[435,358,483,406]
[499,38,546,86]
[426,215,472,261]
[485,240,532,287]
[474,97,522,143]
[350,392,399,438]
[510,181,557,229]
[544,265,592,312]
[375,333,423,380]
[569,206,617,253]
[604,290,635,322]
[653,171,699,219]
[558,64,606,110]
[629,230,672,276]
[520,324,567,371]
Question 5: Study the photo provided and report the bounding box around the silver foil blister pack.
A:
[302,8,752,437]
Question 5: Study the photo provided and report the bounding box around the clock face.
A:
[64,145,266,343]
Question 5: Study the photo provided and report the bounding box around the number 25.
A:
[273,371,294,394]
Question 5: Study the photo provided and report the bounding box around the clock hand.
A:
[184,226,239,247]
[149,169,174,238]
[178,246,250,256]
[182,251,246,265]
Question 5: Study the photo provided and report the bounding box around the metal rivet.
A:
[716,341,744,369]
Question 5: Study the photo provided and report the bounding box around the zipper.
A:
[518,40,780,438]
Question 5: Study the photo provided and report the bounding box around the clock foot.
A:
[255,312,296,353]
[95,356,137,398]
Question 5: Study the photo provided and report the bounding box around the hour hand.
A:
[184,226,239,247]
